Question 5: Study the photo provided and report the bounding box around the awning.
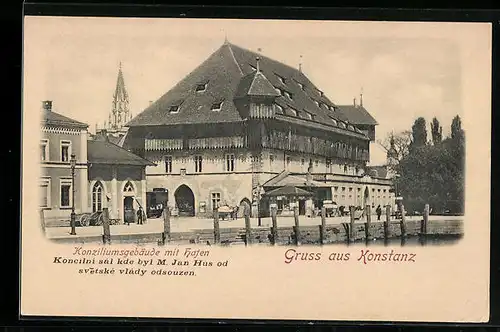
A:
[264,185,314,197]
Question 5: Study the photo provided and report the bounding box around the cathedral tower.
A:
[109,62,131,130]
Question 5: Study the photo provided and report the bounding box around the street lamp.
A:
[70,153,77,235]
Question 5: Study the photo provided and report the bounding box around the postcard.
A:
[21,16,491,322]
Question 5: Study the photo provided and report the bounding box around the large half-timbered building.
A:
[123,41,394,217]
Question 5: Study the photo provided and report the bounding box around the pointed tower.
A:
[109,62,131,131]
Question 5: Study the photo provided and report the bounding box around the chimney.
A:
[256,56,261,72]
[353,97,357,107]
[42,100,52,112]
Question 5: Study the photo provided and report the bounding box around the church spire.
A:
[109,61,130,131]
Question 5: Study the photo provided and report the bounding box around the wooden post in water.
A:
[365,205,372,242]
[102,208,111,244]
[244,205,252,246]
[422,204,429,234]
[271,206,278,245]
[293,206,300,245]
[319,206,326,245]
[384,205,391,245]
[349,205,356,243]
[420,203,429,246]
[213,207,220,245]
[40,209,46,234]
[162,206,171,245]
[400,205,407,245]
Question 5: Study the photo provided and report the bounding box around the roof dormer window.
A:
[317,89,324,97]
[275,73,286,85]
[339,121,347,129]
[330,117,337,126]
[275,104,283,114]
[314,100,320,107]
[288,107,298,117]
[211,100,224,112]
[169,105,180,114]
[275,87,282,95]
[303,111,313,120]
[296,81,305,90]
[285,91,293,100]
[195,81,208,92]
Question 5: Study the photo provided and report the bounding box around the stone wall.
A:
[49,219,464,245]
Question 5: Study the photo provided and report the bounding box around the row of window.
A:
[39,178,72,208]
[333,187,388,193]
[40,139,73,162]
[164,154,236,173]
[168,100,223,114]
[162,154,357,174]
[40,178,136,210]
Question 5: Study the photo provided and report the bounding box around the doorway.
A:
[175,184,195,217]
[123,196,135,223]
[299,200,306,215]
[238,198,251,218]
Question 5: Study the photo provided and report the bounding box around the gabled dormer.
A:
[234,57,280,120]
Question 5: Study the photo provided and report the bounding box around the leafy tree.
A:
[411,117,427,149]
[394,115,465,215]
[430,117,443,145]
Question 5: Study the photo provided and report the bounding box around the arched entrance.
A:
[238,197,251,218]
[175,185,195,217]
[123,181,136,224]
[92,181,104,212]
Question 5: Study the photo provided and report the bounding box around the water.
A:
[51,233,463,247]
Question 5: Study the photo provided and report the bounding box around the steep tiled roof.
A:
[88,140,155,166]
[42,110,88,129]
[235,70,280,98]
[336,105,378,126]
[263,171,330,188]
[127,42,370,140]
[264,185,313,197]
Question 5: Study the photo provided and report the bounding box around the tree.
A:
[451,115,465,141]
[430,117,443,145]
[411,117,427,148]
[395,115,465,215]
[377,130,412,165]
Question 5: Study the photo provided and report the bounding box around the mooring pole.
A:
[384,205,391,245]
[162,206,171,245]
[271,206,278,245]
[213,207,220,245]
[293,206,300,246]
[320,206,326,245]
[244,206,252,246]
[102,208,111,245]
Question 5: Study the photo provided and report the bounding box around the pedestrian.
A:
[376,205,382,221]
[233,206,238,220]
[137,206,143,225]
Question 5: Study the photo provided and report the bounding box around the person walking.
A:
[376,205,382,221]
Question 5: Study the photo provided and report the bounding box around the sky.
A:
[24,17,480,165]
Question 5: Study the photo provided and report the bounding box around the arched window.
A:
[124,181,134,192]
[92,182,104,212]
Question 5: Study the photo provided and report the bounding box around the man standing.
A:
[137,206,144,225]
[376,205,382,221]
